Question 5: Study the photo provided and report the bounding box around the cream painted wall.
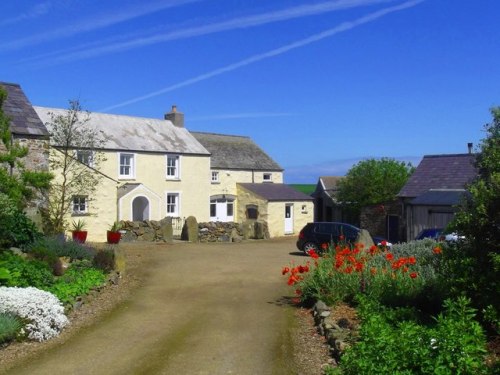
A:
[59,150,211,242]
[236,184,314,238]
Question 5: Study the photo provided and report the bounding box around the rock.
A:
[355,229,374,248]
[181,216,199,242]
[113,247,126,275]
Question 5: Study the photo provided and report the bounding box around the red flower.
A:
[408,256,416,265]
[321,243,328,251]
[355,262,364,272]
[282,267,290,275]
[433,246,442,255]
[385,253,394,261]
[369,245,378,255]
[410,272,418,279]
[307,249,319,259]
[344,266,354,274]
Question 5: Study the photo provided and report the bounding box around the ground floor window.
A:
[72,195,88,215]
[246,204,258,219]
[166,193,180,216]
[210,198,234,222]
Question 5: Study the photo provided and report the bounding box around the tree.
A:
[0,87,52,209]
[43,100,107,234]
[336,158,415,219]
[446,107,500,332]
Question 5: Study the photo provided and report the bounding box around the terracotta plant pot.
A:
[107,231,121,244]
[72,230,88,244]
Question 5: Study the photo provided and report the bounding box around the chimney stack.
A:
[165,105,184,127]
[467,142,473,154]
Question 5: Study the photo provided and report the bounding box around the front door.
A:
[285,204,294,234]
[210,199,234,222]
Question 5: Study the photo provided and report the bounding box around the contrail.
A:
[24,0,395,66]
[100,0,424,112]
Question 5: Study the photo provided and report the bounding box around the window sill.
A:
[166,178,181,181]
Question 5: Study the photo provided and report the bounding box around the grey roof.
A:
[117,183,141,199]
[34,106,210,155]
[313,176,343,198]
[239,183,314,201]
[410,189,468,206]
[0,82,49,137]
[191,132,282,171]
[398,154,477,198]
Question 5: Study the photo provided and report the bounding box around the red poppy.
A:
[385,253,394,261]
[410,272,418,279]
[408,256,416,265]
[281,266,290,275]
[355,262,364,272]
[344,266,353,274]
[369,245,378,255]
[307,249,320,259]
[321,243,328,250]
[433,246,442,255]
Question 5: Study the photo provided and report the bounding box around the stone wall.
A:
[198,222,243,242]
[360,200,402,241]
[120,218,173,242]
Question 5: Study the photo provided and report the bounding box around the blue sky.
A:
[1,0,498,183]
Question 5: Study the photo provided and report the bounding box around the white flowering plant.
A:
[0,286,69,342]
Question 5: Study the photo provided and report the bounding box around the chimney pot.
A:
[467,142,473,154]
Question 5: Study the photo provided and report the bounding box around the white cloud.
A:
[0,1,53,27]
[23,0,397,66]
[100,0,425,112]
[0,0,200,51]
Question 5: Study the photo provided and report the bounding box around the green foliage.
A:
[48,266,106,305]
[0,251,54,289]
[43,100,107,233]
[336,158,414,219]
[92,248,115,272]
[28,235,96,261]
[0,87,52,210]
[28,246,64,276]
[71,219,87,231]
[0,313,22,344]
[446,107,500,332]
[108,221,122,232]
[339,296,489,374]
[0,193,42,249]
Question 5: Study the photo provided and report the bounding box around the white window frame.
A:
[211,171,219,183]
[76,150,93,167]
[263,173,273,182]
[166,192,181,217]
[166,154,180,180]
[72,195,88,215]
[119,152,135,179]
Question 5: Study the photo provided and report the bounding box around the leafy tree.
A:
[336,158,415,219]
[0,87,52,209]
[43,100,107,234]
[446,107,500,332]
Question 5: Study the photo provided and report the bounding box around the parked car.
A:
[296,222,391,254]
[415,228,444,241]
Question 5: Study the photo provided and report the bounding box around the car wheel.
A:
[303,242,319,254]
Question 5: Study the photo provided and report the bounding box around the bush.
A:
[28,235,96,261]
[0,193,41,249]
[48,266,106,305]
[338,296,489,374]
[92,248,115,273]
[0,312,22,344]
[0,286,69,342]
[28,246,64,276]
[0,251,54,289]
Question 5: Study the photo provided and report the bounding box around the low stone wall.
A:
[312,301,358,364]
[198,222,243,243]
[120,219,173,242]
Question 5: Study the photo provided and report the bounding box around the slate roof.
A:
[239,183,314,201]
[0,82,49,137]
[191,132,283,171]
[398,154,477,198]
[410,189,469,206]
[34,106,210,155]
[314,176,343,198]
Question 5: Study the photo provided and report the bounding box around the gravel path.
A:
[0,237,331,375]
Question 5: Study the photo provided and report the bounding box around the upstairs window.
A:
[76,150,93,166]
[211,171,219,183]
[119,153,135,179]
[72,195,88,215]
[166,155,180,179]
[263,173,272,182]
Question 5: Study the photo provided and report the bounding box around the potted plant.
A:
[71,219,88,243]
[107,221,122,244]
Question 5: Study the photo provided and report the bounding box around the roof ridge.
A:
[191,131,250,139]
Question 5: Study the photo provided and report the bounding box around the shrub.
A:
[338,296,489,374]
[48,266,106,305]
[28,235,96,261]
[0,312,22,344]
[92,248,115,273]
[0,286,69,341]
[0,193,41,249]
[0,251,54,289]
[28,246,64,276]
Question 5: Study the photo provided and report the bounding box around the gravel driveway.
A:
[3,237,313,375]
